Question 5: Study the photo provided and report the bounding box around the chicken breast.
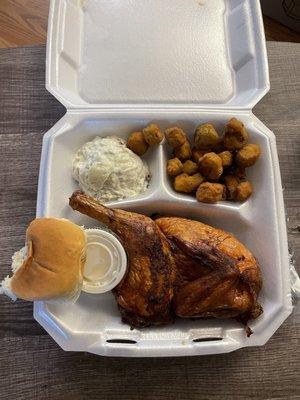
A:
[155,217,262,332]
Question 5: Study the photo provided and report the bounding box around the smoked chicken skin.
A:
[69,191,262,333]
[155,217,262,331]
[69,191,175,328]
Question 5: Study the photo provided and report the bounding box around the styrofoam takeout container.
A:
[34,0,293,357]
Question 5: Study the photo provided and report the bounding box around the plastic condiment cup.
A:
[82,228,127,294]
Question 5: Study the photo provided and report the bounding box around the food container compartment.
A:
[35,111,292,356]
[34,0,292,356]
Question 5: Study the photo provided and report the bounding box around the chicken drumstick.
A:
[69,191,175,328]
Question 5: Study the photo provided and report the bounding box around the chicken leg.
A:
[69,191,175,328]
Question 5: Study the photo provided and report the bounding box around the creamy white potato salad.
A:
[73,136,150,202]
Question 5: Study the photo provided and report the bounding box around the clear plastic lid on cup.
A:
[82,229,127,294]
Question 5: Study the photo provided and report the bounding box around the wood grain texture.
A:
[0,43,299,399]
[0,46,65,338]
[0,1,299,48]
[0,0,49,48]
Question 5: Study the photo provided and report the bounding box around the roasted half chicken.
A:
[69,191,175,328]
[69,191,262,334]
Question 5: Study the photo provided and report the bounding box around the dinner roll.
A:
[0,218,86,301]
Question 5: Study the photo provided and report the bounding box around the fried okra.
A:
[224,174,239,200]
[223,118,249,150]
[183,160,198,175]
[218,151,233,168]
[174,140,192,161]
[162,119,260,203]
[196,182,226,203]
[167,158,183,177]
[192,149,208,163]
[198,152,223,180]
[165,127,187,149]
[127,132,149,156]
[236,144,261,168]
[142,124,164,146]
[174,173,204,193]
[194,123,220,150]
[236,181,253,201]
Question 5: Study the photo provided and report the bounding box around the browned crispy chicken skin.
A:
[155,217,262,334]
[69,191,262,334]
[69,191,175,328]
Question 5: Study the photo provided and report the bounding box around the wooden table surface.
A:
[0,42,299,400]
[1,0,300,48]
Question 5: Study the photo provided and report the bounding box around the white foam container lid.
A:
[46,0,269,110]
[34,0,292,357]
